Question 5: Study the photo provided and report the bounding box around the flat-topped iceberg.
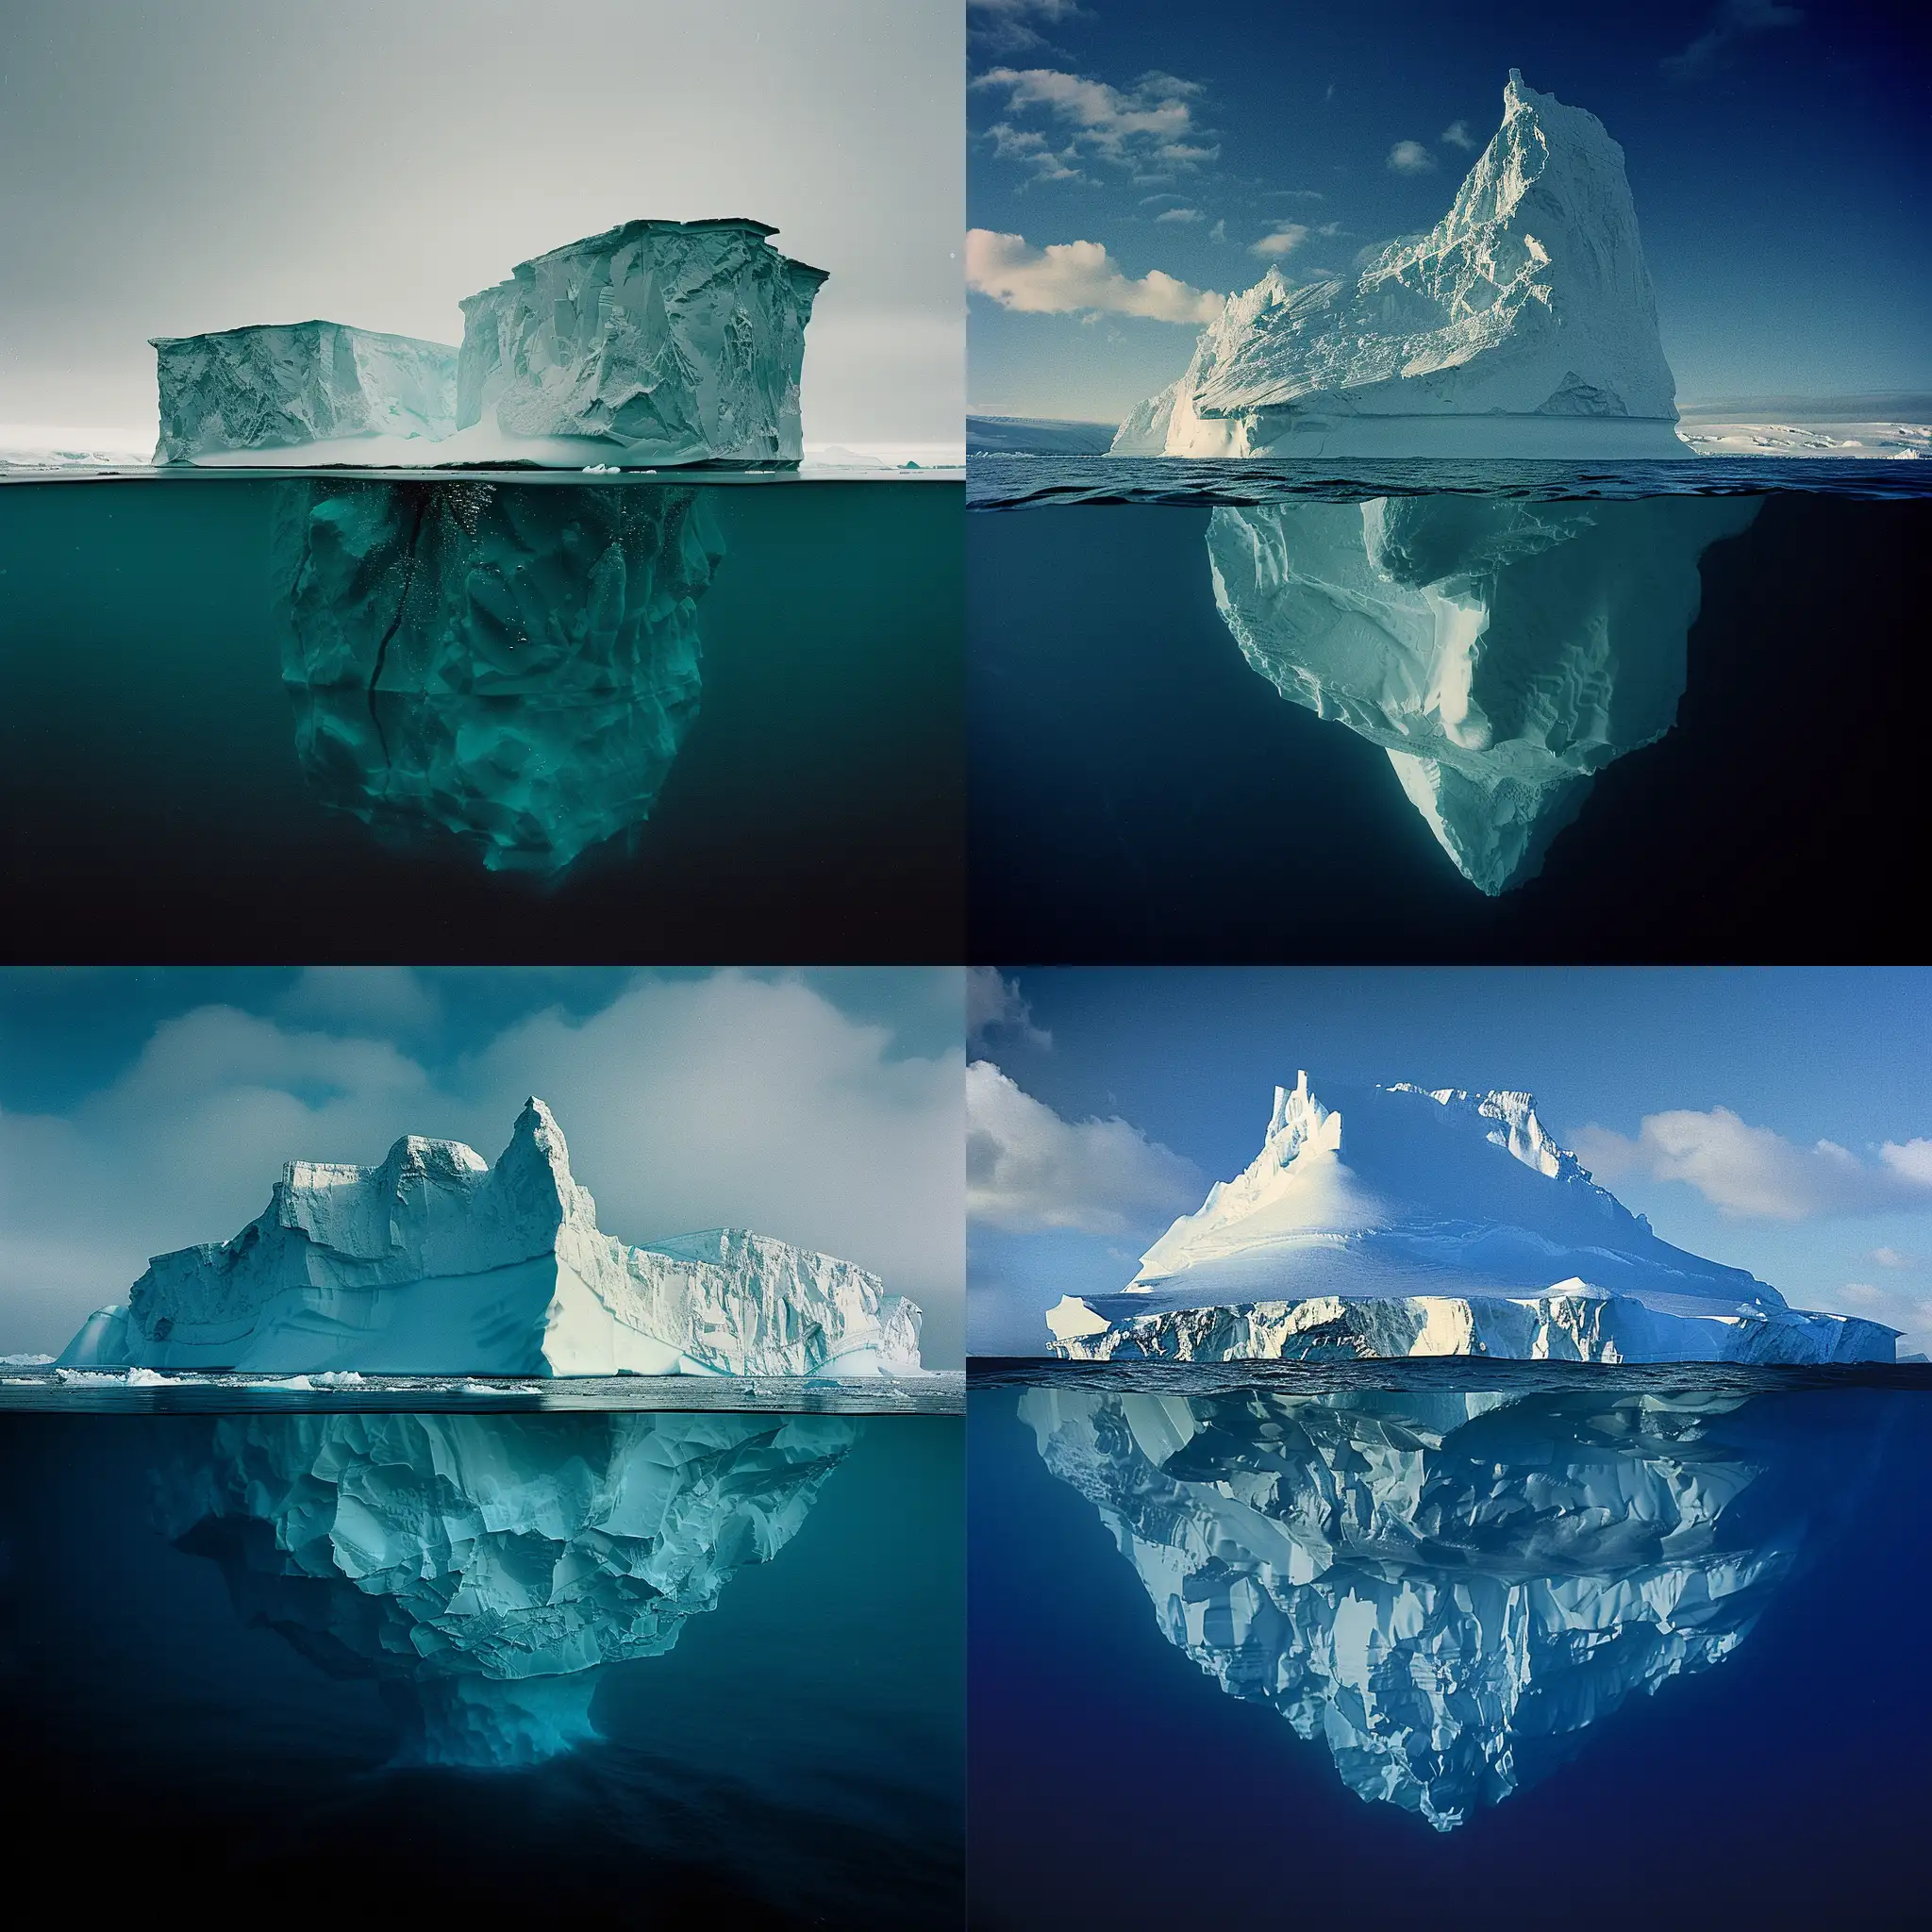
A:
[153,323,458,462]
[59,1099,922,1376]
[276,478,723,873]
[1024,1382,1869,1826]
[1046,1074,1894,1364]
[1208,494,1761,892]
[152,219,825,467]
[1114,73,1685,458]
[158,1410,858,1767]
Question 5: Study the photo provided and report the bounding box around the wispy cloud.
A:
[1388,140,1436,175]
[1441,118,1476,151]
[973,66,1218,177]
[1250,222,1308,258]
[1574,1107,1932,1221]
[1155,206,1205,225]
[968,0,1088,57]
[966,1061,1203,1236]
[966,968,1050,1052]
[966,228,1224,322]
[1662,0,1803,83]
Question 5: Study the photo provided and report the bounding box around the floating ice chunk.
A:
[275,477,724,874]
[1207,492,1762,891]
[1114,74,1685,458]
[152,323,458,462]
[57,1098,924,1376]
[1049,1074,1896,1364]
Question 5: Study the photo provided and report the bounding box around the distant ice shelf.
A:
[1045,1074,1895,1365]
[58,1098,923,1376]
[152,219,825,467]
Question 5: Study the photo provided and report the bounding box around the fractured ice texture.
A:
[156,1410,859,1767]
[275,477,724,874]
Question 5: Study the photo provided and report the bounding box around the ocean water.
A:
[968,458,1932,960]
[1,1400,963,1923]
[969,1364,1931,1929]
[0,473,962,961]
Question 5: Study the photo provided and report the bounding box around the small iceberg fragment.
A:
[1046,1073,1896,1364]
[1207,493,1761,891]
[58,1098,924,1376]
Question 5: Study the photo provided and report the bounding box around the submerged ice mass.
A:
[1024,1383,1864,1826]
[153,220,824,466]
[276,479,723,873]
[1208,493,1761,891]
[158,1411,857,1767]
[59,1099,922,1376]
[1113,74,1683,458]
[1046,1074,1894,1364]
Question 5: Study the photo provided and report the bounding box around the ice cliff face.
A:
[1022,1384,1858,1827]
[157,1410,858,1767]
[1046,1074,1895,1364]
[1208,493,1761,891]
[59,1099,923,1376]
[152,219,824,466]
[275,478,723,874]
[153,324,458,462]
[457,220,827,465]
[1113,74,1683,458]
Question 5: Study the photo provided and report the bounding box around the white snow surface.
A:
[58,1099,923,1377]
[1046,1074,1895,1364]
[1113,73,1685,458]
[1208,493,1762,892]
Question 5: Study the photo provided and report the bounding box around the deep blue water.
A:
[1,1407,963,1924]
[968,487,1929,960]
[0,475,962,962]
[969,1371,1932,1929]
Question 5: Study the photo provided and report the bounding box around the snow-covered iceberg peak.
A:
[1113,72,1685,458]
[58,1100,923,1377]
[1046,1076,1896,1365]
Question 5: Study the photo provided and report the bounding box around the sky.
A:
[0,0,962,449]
[0,967,966,1365]
[967,0,1931,421]
[968,966,1932,1357]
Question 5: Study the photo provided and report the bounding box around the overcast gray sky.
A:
[0,0,962,444]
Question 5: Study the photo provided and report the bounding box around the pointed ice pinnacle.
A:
[1045,1074,1897,1364]
[1023,1384,1876,1827]
[1206,492,1762,891]
[58,1099,924,1376]
[157,1411,859,1768]
[1113,73,1685,457]
[275,477,724,874]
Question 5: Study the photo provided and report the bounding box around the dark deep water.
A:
[968,487,1932,962]
[0,475,963,962]
[0,1407,963,1924]
[968,1372,1932,1930]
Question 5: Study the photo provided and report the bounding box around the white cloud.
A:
[973,66,1217,174]
[1251,222,1308,258]
[1874,1246,1918,1270]
[1388,141,1437,175]
[1573,1107,1932,1221]
[0,974,965,1361]
[967,968,1050,1051]
[275,965,441,1032]
[1155,206,1204,225]
[1208,219,1227,243]
[966,1061,1202,1236]
[1441,119,1476,151]
[966,228,1223,322]
[969,0,1087,56]
[1663,1,1803,83]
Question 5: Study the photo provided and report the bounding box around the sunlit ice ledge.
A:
[54,1098,926,1379]
[1042,1074,1897,1368]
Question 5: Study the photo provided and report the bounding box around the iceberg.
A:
[1046,1074,1895,1364]
[151,219,824,467]
[275,478,723,874]
[1113,74,1685,458]
[59,1099,923,1376]
[157,1410,858,1767]
[1022,1382,1869,1826]
[152,323,459,463]
[1208,493,1762,892]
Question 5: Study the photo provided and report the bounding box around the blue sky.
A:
[968,966,1932,1356]
[968,0,1931,420]
[0,968,964,1363]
